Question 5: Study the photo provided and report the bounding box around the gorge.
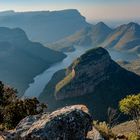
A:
[24,46,139,99]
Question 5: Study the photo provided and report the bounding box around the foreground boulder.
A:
[4,105,92,140]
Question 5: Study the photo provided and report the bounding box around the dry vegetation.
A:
[55,69,75,93]
[112,120,138,136]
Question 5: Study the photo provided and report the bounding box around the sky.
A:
[0,0,140,24]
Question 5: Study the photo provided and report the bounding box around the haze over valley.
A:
[0,26,65,95]
[0,1,140,139]
[0,7,139,108]
[0,10,89,45]
[0,8,139,110]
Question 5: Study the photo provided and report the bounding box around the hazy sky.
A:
[0,0,140,22]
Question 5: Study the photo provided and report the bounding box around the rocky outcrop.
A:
[52,47,140,121]
[55,47,113,100]
[3,105,92,140]
[55,47,140,101]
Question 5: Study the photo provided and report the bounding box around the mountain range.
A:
[0,9,89,45]
[49,22,112,51]
[50,22,140,55]
[0,10,140,54]
[102,22,140,52]
[0,9,140,120]
[0,27,66,95]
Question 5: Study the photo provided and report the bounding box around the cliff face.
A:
[54,48,140,120]
[55,48,113,100]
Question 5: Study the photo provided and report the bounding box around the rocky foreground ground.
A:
[1,104,135,140]
[0,105,105,140]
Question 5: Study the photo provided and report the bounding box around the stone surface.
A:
[3,105,92,140]
[87,127,104,140]
[116,134,127,139]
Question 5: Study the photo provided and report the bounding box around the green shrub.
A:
[119,94,140,136]
[0,124,5,131]
[128,132,140,140]
[0,81,47,130]
[93,121,116,140]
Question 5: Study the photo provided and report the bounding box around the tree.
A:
[0,81,47,129]
[107,107,120,128]
[119,94,140,136]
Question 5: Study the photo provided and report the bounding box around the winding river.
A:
[23,46,139,98]
[23,46,88,98]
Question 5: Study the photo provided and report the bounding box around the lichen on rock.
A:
[4,105,93,140]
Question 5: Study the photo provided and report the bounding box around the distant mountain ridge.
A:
[0,9,89,44]
[102,22,140,53]
[0,27,66,95]
[50,22,140,54]
[50,22,112,51]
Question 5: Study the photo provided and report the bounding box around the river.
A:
[23,47,138,98]
[23,46,88,98]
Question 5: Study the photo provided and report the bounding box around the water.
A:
[23,46,87,98]
[23,47,139,98]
